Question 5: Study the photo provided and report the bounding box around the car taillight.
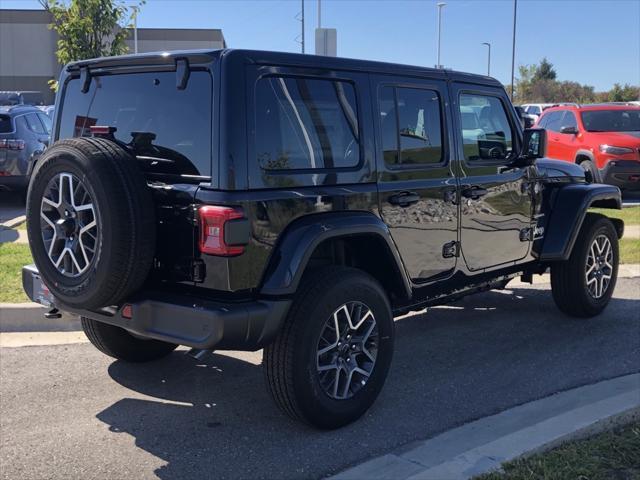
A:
[0,139,25,150]
[198,205,247,256]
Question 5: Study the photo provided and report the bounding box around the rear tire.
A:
[81,317,177,362]
[551,213,619,317]
[263,267,394,429]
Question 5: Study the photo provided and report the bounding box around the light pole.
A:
[510,0,518,99]
[131,5,139,54]
[482,42,491,75]
[436,2,446,69]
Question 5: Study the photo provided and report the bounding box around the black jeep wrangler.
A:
[23,49,624,429]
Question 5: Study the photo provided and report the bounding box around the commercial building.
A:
[0,9,226,104]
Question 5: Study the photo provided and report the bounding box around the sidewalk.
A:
[332,374,640,480]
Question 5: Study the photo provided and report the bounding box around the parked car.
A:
[0,91,45,106]
[0,105,51,192]
[536,103,640,191]
[520,103,554,123]
[23,50,623,429]
[37,105,55,118]
[515,106,535,128]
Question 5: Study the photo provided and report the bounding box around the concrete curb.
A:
[0,215,26,229]
[0,303,80,332]
[331,374,640,480]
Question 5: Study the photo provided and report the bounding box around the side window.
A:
[538,113,550,128]
[459,93,514,162]
[37,112,52,134]
[562,111,577,130]
[529,106,541,115]
[545,111,564,132]
[378,86,443,166]
[25,113,46,134]
[255,76,360,170]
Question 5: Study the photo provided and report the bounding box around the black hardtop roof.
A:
[66,48,503,87]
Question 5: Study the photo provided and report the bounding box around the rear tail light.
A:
[0,139,25,150]
[198,206,247,256]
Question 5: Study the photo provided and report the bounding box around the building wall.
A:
[0,9,59,104]
[0,9,226,105]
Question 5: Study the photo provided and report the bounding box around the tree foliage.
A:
[512,59,638,105]
[39,0,143,89]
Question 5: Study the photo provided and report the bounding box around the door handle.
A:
[389,191,420,207]
[461,186,488,200]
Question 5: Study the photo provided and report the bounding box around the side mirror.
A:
[560,125,578,135]
[511,128,546,167]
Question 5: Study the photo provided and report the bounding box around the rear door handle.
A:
[389,191,420,207]
[461,186,488,200]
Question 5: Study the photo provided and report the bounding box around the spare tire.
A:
[26,137,155,310]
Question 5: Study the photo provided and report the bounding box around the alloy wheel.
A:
[316,301,379,400]
[40,172,99,277]
[585,234,613,299]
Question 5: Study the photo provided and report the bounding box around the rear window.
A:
[0,115,12,133]
[58,71,213,176]
[255,76,360,170]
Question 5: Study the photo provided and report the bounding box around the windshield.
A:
[581,109,640,132]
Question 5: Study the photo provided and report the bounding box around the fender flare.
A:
[259,211,411,298]
[537,183,621,261]
[574,149,596,163]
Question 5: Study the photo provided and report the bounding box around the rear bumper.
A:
[600,160,640,191]
[22,264,291,351]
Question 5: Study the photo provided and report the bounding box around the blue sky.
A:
[2,0,639,91]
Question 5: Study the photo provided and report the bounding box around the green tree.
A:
[38,0,143,89]
[606,83,640,102]
[532,57,557,82]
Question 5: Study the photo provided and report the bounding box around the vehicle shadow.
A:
[0,225,20,243]
[98,285,640,479]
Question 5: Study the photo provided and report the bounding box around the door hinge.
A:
[442,240,460,258]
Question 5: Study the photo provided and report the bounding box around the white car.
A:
[520,103,554,123]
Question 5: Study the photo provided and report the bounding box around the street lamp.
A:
[482,42,491,76]
[510,0,518,99]
[436,2,446,69]
[131,5,139,54]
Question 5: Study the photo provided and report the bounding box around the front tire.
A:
[551,213,619,317]
[263,267,394,429]
[579,159,602,183]
[81,317,177,362]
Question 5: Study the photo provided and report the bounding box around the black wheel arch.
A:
[574,149,596,164]
[259,212,411,303]
[536,183,623,262]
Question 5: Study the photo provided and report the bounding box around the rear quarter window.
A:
[255,76,360,170]
[58,71,213,176]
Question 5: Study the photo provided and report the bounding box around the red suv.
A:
[535,104,640,191]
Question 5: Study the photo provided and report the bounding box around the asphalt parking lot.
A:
[1,278,638,480]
